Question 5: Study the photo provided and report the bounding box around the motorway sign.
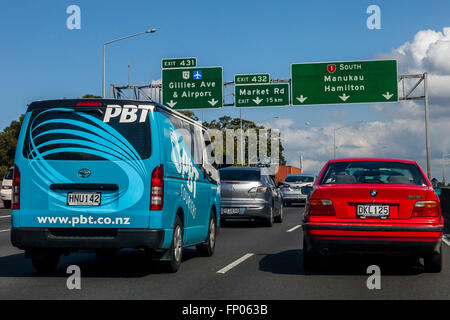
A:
[235,83,289,108]
[162,57,197,69]
[291,60,398,105]
[235,73,270,85]
[162,67,223,110]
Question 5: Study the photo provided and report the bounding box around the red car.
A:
[302,158,443,272]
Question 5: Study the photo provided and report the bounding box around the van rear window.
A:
[22,107,151,161]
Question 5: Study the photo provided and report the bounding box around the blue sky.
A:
[1,0,450,177]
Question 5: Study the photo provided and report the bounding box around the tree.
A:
[202,116,286,167]
[0,114,24,179]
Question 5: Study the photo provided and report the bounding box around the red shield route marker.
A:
[327,64,336,73]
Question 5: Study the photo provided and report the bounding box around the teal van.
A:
[11,99,220,273]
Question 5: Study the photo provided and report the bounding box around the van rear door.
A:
[16,102,158,229]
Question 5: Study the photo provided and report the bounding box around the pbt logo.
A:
[103,105,154,123]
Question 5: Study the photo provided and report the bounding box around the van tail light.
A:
[308,199,335,216]
[248,185,268,193]
[12,165,20,210]
[150,165,164,210]
[412,201,439,217]
[282,183,290,188]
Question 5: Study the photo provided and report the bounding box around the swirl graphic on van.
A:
[169,128,200,218]
[170,128,199,198]
[25,108,148,211]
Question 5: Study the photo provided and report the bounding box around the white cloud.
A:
[275,114,450,179]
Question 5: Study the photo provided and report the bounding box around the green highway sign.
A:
[162,67,223,110]
[235,83,290,108]
[162,57,197,69]
[291,60,398,105]
[234,73,270,85]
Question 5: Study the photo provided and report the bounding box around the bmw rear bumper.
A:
[11,227,165,250]
[303,223,443,255]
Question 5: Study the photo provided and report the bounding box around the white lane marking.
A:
[442,236,450,247]
[0,229,10,233]
[287,225,301,232]
[217,253,254,274]
[0,215,11,219]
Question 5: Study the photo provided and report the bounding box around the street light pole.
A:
[102,29,156,98]
[424,72,431,179]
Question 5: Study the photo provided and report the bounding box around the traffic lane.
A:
[0,206,304,299]
[0,209,13,259]
[0,208,11,230]
[191,228,450,299]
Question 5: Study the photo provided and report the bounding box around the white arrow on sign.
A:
[382,92,394,100]
[296,95,308,103]
[167,100,177,108]
[252,97,263,105]
[208,98,218,106]
[339,93,350,102]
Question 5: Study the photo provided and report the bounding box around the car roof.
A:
[327,158,417,165]
[26,99,206,130]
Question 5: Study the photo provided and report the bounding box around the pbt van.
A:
[11,99,220,273]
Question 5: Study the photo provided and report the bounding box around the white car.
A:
[279,174,315,206]
[1,167,13,209]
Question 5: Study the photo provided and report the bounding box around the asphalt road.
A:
[1,206,450,300]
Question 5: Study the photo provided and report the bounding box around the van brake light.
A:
[150,165,164,210]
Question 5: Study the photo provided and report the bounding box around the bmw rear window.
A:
[22,107,151,161]
[219,169,261,181]
[319,161,428,186]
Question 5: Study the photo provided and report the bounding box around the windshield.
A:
[319,161,428,186]
[219,169,260,181]
[284,176,314,183]
[22,107,151,161]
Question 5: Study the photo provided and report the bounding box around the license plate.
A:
[223,208,240,214]
[67,192,101,206]
[357,205,390,218]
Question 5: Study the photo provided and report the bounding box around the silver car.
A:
[219,167,283,227]
[279,174,315,206]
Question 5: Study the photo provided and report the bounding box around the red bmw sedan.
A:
[302,158,443,272]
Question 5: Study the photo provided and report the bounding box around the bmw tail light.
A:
[150,165,164,210]
[12,165,20,210]
[309,199,335,216]
[412,201,439,217]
